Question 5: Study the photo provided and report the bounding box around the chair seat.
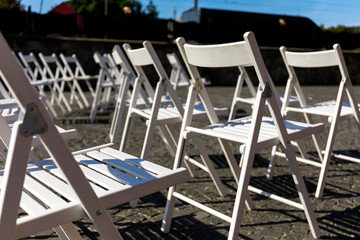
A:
[237,94,309,106]
[132,103,228,125]
[286,100,357,120]
[185,116,324,150]
[0,144,188,238]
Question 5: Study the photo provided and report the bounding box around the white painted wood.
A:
[0,33,189,239]
[90,52,120,118]
[183,41,250,67]
[38,53,73,112]
[167,52,210,90]
[60,53,97,98]
[271,43,360,198]
[17,52,58,117]
[121,40,228,198]
[162,32,322,239]
[284,48,338,68]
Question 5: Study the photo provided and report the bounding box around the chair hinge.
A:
[19,103,48,137]
[138,75,145,83]
[193,78,202,92]
[342,77,350,86]
[160,77,167,87]
[127,72,135,81]
[260,82,272,99]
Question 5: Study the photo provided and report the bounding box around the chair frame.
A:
[17,52,61,117]
[38,53,75,112]
[161,32,322,239]
[59,53,98,107]
[121,41,231,197]
[59,53,97,99]
[39,52,90,111]
[0,33,189,239]
[268,44,360,198]
[89,51,125,122]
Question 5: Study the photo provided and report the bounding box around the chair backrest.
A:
[177,32,280,125]
[280,44,360,118]
[123,41,184,115]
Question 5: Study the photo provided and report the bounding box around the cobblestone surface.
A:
[22,86,360,239]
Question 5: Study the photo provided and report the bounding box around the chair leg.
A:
[161,133,188,234]
[156,125,177,157]
[141,120,158,159]
[42,97,58,118]
[282,143,321,238]
[192,137,227,197]
[56,81,72,112]
[89,82,103,123]
[53,222,82,240]
[43,85,66,114]
[68,81,84,109]
[75,80,89,107]
[161,185,178,233]
[119,116,134,152]
[315,119,340,198]
[0,122,33,239]
[295,139,309,160]
[227,139,258,240]
[85,79,96,98]
[183,155,198,177]
[217,138,241,184]
[266,145,279,180]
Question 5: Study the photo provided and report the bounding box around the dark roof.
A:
[181,8,318,29]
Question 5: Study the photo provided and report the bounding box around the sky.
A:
[21,0,360,28]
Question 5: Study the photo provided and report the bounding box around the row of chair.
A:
[0,30,359,239]
[15,52,97,117]
[11,47,204,121]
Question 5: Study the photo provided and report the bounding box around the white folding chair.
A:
[39,53,88,111]
[59,53,97,99]
[121,41,230,197]
[17,52,64,117]
[167,52,210,90]
[161,32,323,239]
[89,51,126,122]
[108,44,154,144]
[0,33,188,239]
[267,44,360,198]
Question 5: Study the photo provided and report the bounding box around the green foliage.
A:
[145,0,158,18]
[69,0,158,18]
[0,0,22,10]
[321,24,360,34]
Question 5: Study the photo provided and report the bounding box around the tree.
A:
[69,0,158,18]
[145,1,158,18]
[0,0,22,10]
